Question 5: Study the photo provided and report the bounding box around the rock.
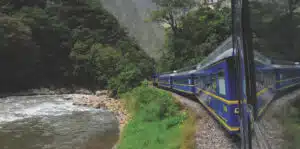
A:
[87,95,100,102]
[59,88,70,94]
[111,144,117,149]
[93,103,103,109]
[75,88,93,95]
[63,97,72,100]
[95,90,108,96]
[107,90,116,98]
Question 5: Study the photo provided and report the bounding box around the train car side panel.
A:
[194,59,240,134]
[172,75,194,94]
[158,76,172,88]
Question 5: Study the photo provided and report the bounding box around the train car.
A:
[193,58,241,134]
[255,61,300,118]
[191,38,240,134]
[255,65,277,118]
[275,65,300,91]
[154,36,300,136]
[171,70,196,94]
[157,73,173,88]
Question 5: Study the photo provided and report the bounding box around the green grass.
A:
[117,84,195,149]
[282,100,300,149]
[274,99,300,149]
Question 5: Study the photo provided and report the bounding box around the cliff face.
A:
[100,0,165,59]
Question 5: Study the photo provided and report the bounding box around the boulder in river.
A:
[63,97,72,100]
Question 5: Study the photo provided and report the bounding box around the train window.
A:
[174,78,189,85]
[195,76,206,88]
[243,79,246,95]
[200,76,205,88]
[280,73,283,80]
[263,72,276,87]
[160,78,169,84]
[218,71,226,96]
[194,77,199,85]
[256,70,263,82]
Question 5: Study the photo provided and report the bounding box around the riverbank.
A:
[69,92,130,131]
[115,85,196,149]
[0,87,94,98]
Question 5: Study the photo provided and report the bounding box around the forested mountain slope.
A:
[100,0,165,59]
[0,0,154,94]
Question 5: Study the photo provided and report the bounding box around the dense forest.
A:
[150,0,232,72]
[152,0,300,72]
[2,0,300,94]
[0,0,155,94]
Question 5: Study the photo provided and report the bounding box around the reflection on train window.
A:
[195,76,207,88]
[212,75,217,90]
[218,71,226,96]
[263,72,276,87]
[256,70,263,82]
[243,79,246,95]
[280,70,296,80]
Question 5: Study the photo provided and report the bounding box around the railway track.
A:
[152,84,300,149]
[252,88,300,149]
[167,90,241,149]
[252,122,272,149]
[156,86,300,149]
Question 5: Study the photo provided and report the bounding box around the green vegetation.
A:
[0,0,154,94]
[275,99,300,149]
[117,83,196,149]
[150,0,232,72]
[248,1,300,61]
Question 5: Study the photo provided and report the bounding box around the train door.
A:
[169,76,173,88]
[189,74,195,93]
[209,73,218,111]
[216,70,227,120]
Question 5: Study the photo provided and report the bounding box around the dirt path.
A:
[171,93,239,149]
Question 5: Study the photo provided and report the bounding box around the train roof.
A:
[159,73,173,78]
[271,64,300,69]
[172,70,197,77]
[196,36,274,70]
[196,36,234,69]
[158,36,300,76]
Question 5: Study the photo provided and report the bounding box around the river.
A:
[0,95,119,149]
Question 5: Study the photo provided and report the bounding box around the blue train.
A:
[153,37,300,135]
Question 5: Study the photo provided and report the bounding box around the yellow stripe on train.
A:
[196,88,239,105]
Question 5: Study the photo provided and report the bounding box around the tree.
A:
[249,0,300,61]
[0,0,155,94]
[150,0,195,35]
[156,5,232,72]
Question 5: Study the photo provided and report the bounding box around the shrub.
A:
[118,86,195,149]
